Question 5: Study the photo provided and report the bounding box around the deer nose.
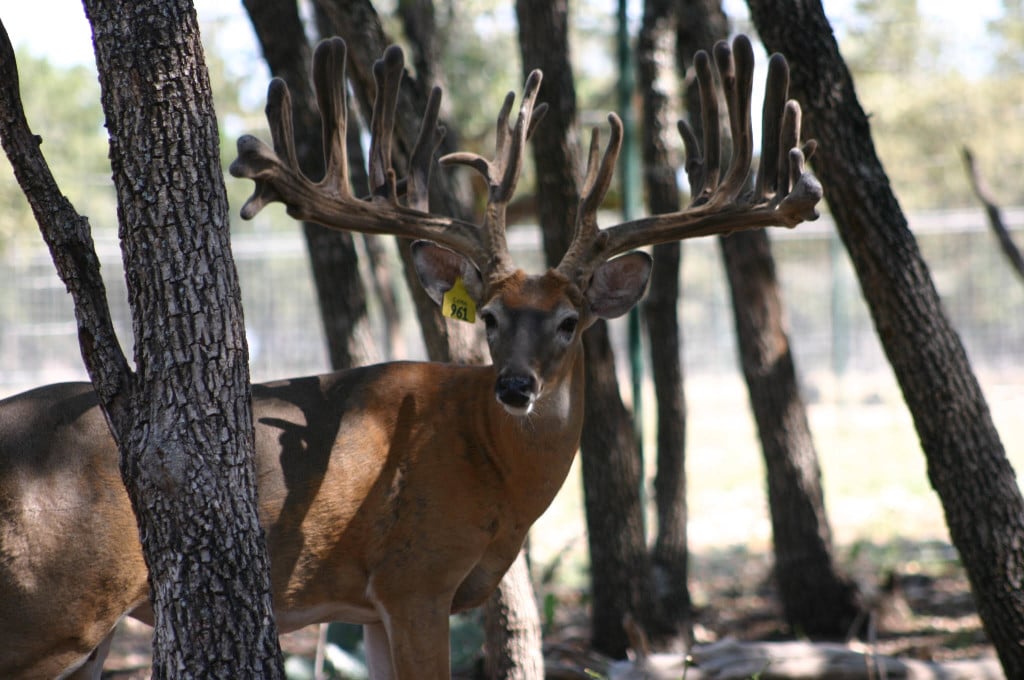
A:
[495,372,538,415]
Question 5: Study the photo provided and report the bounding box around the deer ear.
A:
[411,240,484,306]
[585,251,653,319]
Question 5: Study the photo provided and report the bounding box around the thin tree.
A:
[678,0,863,638]
[637,0,692,643]
[747,1,1024,674]
[515,0,671,657]
[962,146,1024,283]
[0,3,283,677]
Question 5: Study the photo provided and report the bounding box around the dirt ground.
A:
[100,541,999,679]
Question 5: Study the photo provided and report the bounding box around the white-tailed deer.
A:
[0,36,820,679]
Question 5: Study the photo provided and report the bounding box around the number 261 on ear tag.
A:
[442,277,476,323]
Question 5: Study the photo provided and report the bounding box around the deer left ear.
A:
[411,240,485,306]
[585,251,653,319]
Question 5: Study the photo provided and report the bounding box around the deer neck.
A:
[482,347,585,521]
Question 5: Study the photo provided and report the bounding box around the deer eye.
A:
[479,310,498,332]
[557,315,579,337]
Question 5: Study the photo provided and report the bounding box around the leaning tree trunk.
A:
[637,0,691,643]
[243,0,378,370]
[516,0,671,658]
[677,0,863,637]
[0,3,285,677]
[747,1,1024,674]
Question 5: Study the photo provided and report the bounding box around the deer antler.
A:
[556,35,821,286]
[232,38,487,274]
[439,71,548,284]
[233,36,821,294]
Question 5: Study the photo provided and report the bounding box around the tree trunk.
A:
[396,0,443,95]
[515,0,670,657]
[242,0,378,370]
[747,1,1024,673]
[0,1,284,676]
[719,231,863,637]
[676,0,863,638]
[483,552,545,680]
[637,0,691,643]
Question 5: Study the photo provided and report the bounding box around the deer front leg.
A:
[65,627,115,680]
[373,594,452,679]
[363,622,395,680]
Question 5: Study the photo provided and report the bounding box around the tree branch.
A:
[0,18,132,429]
[962,146,1024,284]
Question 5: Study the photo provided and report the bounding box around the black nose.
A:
[495,373,537,409]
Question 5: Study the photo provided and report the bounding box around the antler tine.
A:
[368,46,405,202]
[231,39,492,270]
[439,69,545,281]
[778,101,800,197]
[230,79,300,220]
[406,85,445,212]
[582,116,622,214]
[266,80,301,175]
[555,114,623,283]
[777,102,821,223]
[313,37,351,196]
[711,35,755,207]
[677,48,719,205]
[754,53,789,200]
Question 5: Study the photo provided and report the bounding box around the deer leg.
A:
[65,627,115,680]
[363,622,395,680]
[377,598,452,679]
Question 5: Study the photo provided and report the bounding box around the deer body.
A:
[253,357,584,630]
[0,343,585,678]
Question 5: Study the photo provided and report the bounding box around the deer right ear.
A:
[411,240,484,306]
[585,251,653,320]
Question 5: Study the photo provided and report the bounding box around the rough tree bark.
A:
[637,0,691,642]
[483,550,545,680]
[747,2,1024,674]
[516,0,671,658]
[0,3,284,677]
[677,0,863,637]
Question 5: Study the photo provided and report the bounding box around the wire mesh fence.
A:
[1,209,1021,404]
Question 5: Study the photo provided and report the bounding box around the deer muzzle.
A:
[495,372,538,416]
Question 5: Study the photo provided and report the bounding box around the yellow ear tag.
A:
[442,277,476,323]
